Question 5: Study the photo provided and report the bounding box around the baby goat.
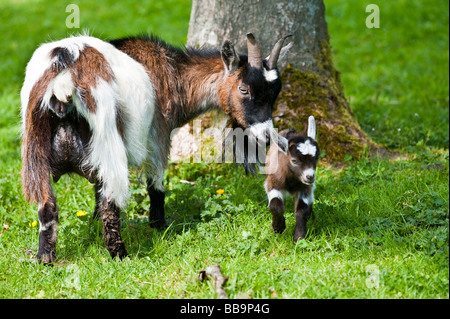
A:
[264,116,320,242]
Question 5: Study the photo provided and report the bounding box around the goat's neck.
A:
[171,56,225,129]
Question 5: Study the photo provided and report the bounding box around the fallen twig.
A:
[199,264,228,299]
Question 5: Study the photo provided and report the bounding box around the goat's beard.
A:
[222,119,284,175]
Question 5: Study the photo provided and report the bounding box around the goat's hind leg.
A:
[36,192,59,264]
[97,194,128,260]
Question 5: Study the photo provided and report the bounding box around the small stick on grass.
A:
[199,264,228,299]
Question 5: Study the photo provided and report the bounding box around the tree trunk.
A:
[171,0,383,165]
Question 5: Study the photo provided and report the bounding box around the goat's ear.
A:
[307,115,316,140]
[221,40,239,74]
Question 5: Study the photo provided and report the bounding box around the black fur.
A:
[147,179,166,230]
[50,47,74,72]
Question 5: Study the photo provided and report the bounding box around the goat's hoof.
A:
[149,218,167,231]
[36,251,56,265]
[108,244,128,260]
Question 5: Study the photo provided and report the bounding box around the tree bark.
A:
[171,0,383,165]
[187,0,328,73]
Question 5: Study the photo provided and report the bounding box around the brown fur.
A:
[71,46,113,113]
[218,73,247,128]
[21,67,59,203]
[111,38,248,131]
[265,130,297,190]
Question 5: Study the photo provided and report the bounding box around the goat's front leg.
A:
[97,195,128,260]
[293,193,313,242]
[36,193,59,264]
[267,188,286,234]
[147,178,166,230]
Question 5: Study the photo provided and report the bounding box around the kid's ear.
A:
[307,115,316,140]
[268,129,288,154]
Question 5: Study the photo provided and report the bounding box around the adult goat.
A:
[21,33,292,263]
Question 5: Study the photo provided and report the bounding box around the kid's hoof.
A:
[271,217,286,234]
[293,231,306,243]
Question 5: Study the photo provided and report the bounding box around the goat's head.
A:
[219,33,293,146]
[286,116,320,185]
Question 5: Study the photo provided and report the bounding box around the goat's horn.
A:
[267,34,293,69]
[246,33,262,69]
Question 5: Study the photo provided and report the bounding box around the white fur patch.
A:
[249,119,273,144]
[52,69,74,103]
[300,184,315,206]
[267,189,284,204]
[264,181,284,204]
[297,139,317,156]
[39,220,55,232]
[41,69,74,111]
[302,167,316,185]
[263,69,278,82]
[83,79,131,208]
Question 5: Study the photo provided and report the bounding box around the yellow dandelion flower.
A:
[216,189,224,195]
[76,210,88,217]
[29,220,37,227]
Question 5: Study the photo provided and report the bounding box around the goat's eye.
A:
[238,86,249,95]
[291,159,298,165]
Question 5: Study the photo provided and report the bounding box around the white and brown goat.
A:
[20,33,292,263]
[264,116,319,242]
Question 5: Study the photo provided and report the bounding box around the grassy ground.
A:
[0,0,448,299]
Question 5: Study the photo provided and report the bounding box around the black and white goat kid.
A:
[264,116,320,243]
[20,33,293,263]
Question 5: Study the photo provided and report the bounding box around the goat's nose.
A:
[306,174,315,183]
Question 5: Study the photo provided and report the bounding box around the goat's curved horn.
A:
[246,33,262,69]
[267,34,293,69]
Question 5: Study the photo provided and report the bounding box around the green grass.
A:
[0,0,448,299]
[326,0,449,150]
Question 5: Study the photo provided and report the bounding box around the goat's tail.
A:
[20,36,132,208]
